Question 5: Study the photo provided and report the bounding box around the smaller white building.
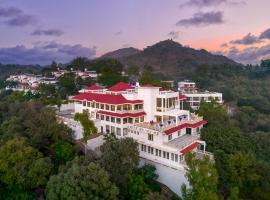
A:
[178,80,223,110]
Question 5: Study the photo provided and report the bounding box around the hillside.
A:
[101,47,140,59]
[101,40,240,80]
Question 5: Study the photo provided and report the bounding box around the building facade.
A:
[65,82,211,168]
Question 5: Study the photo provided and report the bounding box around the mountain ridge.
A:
[101,40,240,80]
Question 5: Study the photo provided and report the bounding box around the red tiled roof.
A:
[107,82,134,92]
[164,120,207,135]
[179,94,187,100]
[180,142,199,155]
[86,85,102,90]
[97,110,146,118]
[72,93,143,104]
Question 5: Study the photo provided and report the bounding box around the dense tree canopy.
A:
[100,138,139,196]
[46,157,118,200]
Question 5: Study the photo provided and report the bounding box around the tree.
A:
[128,65,140,77]
[181,153,219,200]
[71,57,89,70]
[46,158,118,200]
[74,112,97,142]
[100,138,139,196]
[50,61,57,71]
[128,174,149,200]
[53,141,75,162]
[0,137,52,189]
[57,73,77,98]
[145,192,167,200]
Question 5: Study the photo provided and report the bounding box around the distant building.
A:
[52,68,98,79]
[6,74,57,92]
[178,80,223,110]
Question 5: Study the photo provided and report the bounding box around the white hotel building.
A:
[61,82,212,195]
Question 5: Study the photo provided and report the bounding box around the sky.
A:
[0,0,270,65]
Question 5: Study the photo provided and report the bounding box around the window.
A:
[117,105,121,111]
[101,104,104,109]
[151,147,154,154]
[141,144,144,151]
[96,113,100,119]
[111,105,115,111]
[87,102,91,107]
[111,117,115,123]
[155,149,158,156]
[106,125,110,133]
[128,118,133,124]
[123,118,128,124]
[101,115,104,120]
[166,152,169,159]
[116,128,121,136]
[111,126,115,133]
[92,102,95,108]
[168,135,172,141]
[148,134,154,141]
[171,153,174,161]
[178,131,181,136]
[148,146,151,153]
[140,116,144,122]
[105,104,110,110]
[116,118,121,124]
[96,103,100,108]
[83,101,86,106]
[159,150,161,157]
[175,154,178,162]
[123,128,128,136]
[163,151,166,158]
[179,155,184,162]
[135,118,139,123]
[106,116,110,121]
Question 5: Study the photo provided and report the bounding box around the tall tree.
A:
[100,138,139,196]
[0,137,52,189]
[181,153,219,200]
[46,157,118,200]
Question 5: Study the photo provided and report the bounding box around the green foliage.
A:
[57,73,77,98]
[74,112,97,142]
[0,137,52,189]
[181,153,219,200]
[145,192,168,200]
[128,174,149,200]
[100,138,139,196]
[46,157,118,200]
[70,57,90,70]
[53,141,75,162]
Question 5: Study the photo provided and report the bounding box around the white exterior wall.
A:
[137,87,160,122]
[140,158,188,197]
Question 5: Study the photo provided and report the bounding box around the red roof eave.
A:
[97,110,146,118]
[72,92,143,105]
[180,142,199,155]
[164,120,207,135]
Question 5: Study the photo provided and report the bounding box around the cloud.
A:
[176,11,224,27]
[31,29,64,36]
[179,0,244,8]
[0,6,22,17]
[168,31,180,39]
[115,31,123,36]
[0,42,96,65]
[4,15,37,26]
[230,33,259,45]
[220,43,228,48]
[259,28,270,40]
[226,44,270,64]
[0,6,37,27]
